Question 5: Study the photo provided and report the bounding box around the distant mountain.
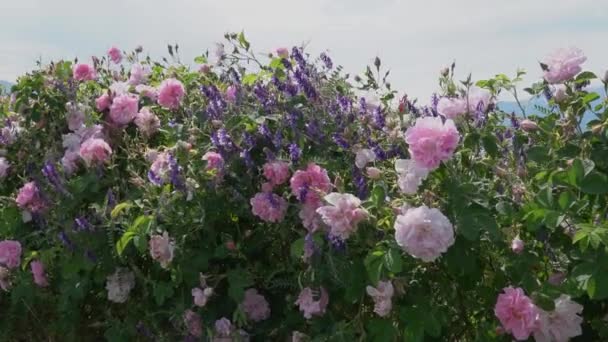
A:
[0,80,13,93]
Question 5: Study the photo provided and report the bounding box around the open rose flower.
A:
[241,288,271,322]
[316,193,368,240]
[157,78,185,109]
[437,97,467,119]
[149,232,175,269]
[543,47,586,84]
[72,63,96,81]
[107,46,122,64]
[79,138,112,166]
[30,260,49,287]
[0,240,22,269]
[295,287,329,319]
[250,192,288,223]
[263,161,290,187]
[109,94,138,126]
[134,107,160,137]
[533,295,583,342]
[494,287,539,341]
[404,116,460,170]
[16,181,45,213]
[366,280,394,317]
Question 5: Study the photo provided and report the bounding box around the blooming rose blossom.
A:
[534,295,583,342]
[225,85,237,103]
[394,205,455,262]
[548,272,567,286]
[66,102,86,131]
[95,93,112,111]
[0,240,22,269]
[290,163,332,205]
[241,288,271,322]
[250,192,288,223]
[149,232,175,269]
[109,81,130,96]
[192,286,214,307]
[134,107,160,137]
[16,181,45,213]
[61,151,81,175]
[276,47,289,58]
[106,268,135,303]
[202,151,224,171]
[366,167,382,179]
[148,152,171,185]
[135,85,158,101]
[295,287,329,319]
[107,46,122,64]
[30,260,49,287]
[214,317,233,339]
[316,193,368,240]
[183,310,203,338]
[511,236,524,254]
[553,85,567,102]
[467,86,492,112]
[395,159,429,194]
[109,94,138,126]
[520,119,539,132]
[157,78,185,109]
[263,161,290,187]
[494,287,540,341]
[299,203,323,232]
[129,64,152,85]
[0,157,10,179]
[79,138,112,166]
[543,47,587,84]
[366,280,394,317]
[437,97,467,119]
[72,63,96,81]
[355,148,376,169]
[404,116,460,170]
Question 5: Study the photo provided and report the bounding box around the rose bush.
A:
[0,33,608,341]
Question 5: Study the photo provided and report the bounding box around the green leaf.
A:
[582,92,600,105]
[481,134,499,158]
[371,185,386,208]
[384,248,403,274]
[588,272,608,300]
[364,250,385,285]
[527,146,550,164]
[575,71,597,83]
[290,238,304,260]
[567,159,584,186]
[532,292,556,311]
[227,268,253,302]
[111,202,132,219]
[580,171,608,194]
[153,282,174,306]
[237,31,250,50]
[194,55,207,64]
[366,318,396,342]
[242,73,258,86]
[535,186,553,209]
[116,215,153,256]
[557,191,575,210]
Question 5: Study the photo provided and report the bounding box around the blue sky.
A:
[1,0,607,101]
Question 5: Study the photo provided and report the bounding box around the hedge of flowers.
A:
[0,33,608,341]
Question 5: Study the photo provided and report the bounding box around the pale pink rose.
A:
[202,151,224,171]
[366,280,394,317]
[107,46,122,64]
[520,119,539,132]
[134,107,160,137]
[157,78,185,109]
[394,205,455,262]
[366,167,382,179]
[467,86,492,112]
[553,85,568,102]
[109,81,130,96]
[225,85,237,103]
[109,94,138,126]
[295,287,329,319]
[106,268,135,303]
[276,47,289,58]
[290,163,332,205]
[16,181,45,213]
[135,85,158,101]
[316,193,368,240]
[534,295,583,342]
[0,157,10,179]
[0,240,22,269]
[395,159,429,194]
[355,148,376,169]
[30,260,49,287]
[437,97,467,119]
[548,272,566,286]
[183,310,203,338]
[404,116,460,170]
[511,236,524,254]
[66,102,86,131]
[250,192,288,223]
[543,47,587,84]
[149,152,171,185]
[128,64,152,85]
[263,161,290,187]
[192,287,213,307]
[299,202,323,232]
[149,231,175,269]
[241,288,271,322]
[494,287,540,341]
[79,138,112,166]
[0,266,10,291]
[61,150,81,175]
[214,317,232,338]
[96,93,112,111]
[72,63,96,81]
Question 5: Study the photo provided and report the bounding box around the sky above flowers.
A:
[1,0,607,101]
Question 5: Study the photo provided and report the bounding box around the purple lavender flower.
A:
[332,133,350,149]
[258,123,272,138]
[288,143,302,163]
[58,231,76,251]
[168,154,185,190]
[74,216,93,232]
[352,166,368,200]
[291,47,307,69]
[327,234,346,252]
[371,106,385,129]
[42,161,68,194]
[320,52,333,69]
[293,68,317,99]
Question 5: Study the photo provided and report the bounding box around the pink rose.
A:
[366,167,382,179]
[79,138,112,166]
[95,93,112,111]
[0,240,22,269]
[61,150,81,175]
[66,102,86,131]
[295,287,329,319]
[250,192,288,223]
[366,280,394,317]
[511,236,524,254]
[16,181,45,213]
[109,94,138,126]
[134,107,160,137]
[395,159,429,194]
[404,116,460,170]
[437,97,467,119]
[394,205,455,262]
[355,148,376,169]
[543,47,586,84]
[241,288,271,322]
[72,63,97,81]
[107,46,122,64]
[157,78,185,109]
[149,232,175,269]
[183,310,203,338]
[494,287,539,341]
[263,161,290,187]
[467,86,492,112]
[299,203,323,232]
[225,85,237,103]
[192,287,213,307]
[533,295,583,342]
[290,163,332,205]
[316,193,368,240]
[276,48,289,58]
[202,151,224,174]
[128,64,151,85]
[30,260,49,287]
[135,85,158,101]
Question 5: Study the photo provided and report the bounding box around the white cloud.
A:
[1,0,607,101]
